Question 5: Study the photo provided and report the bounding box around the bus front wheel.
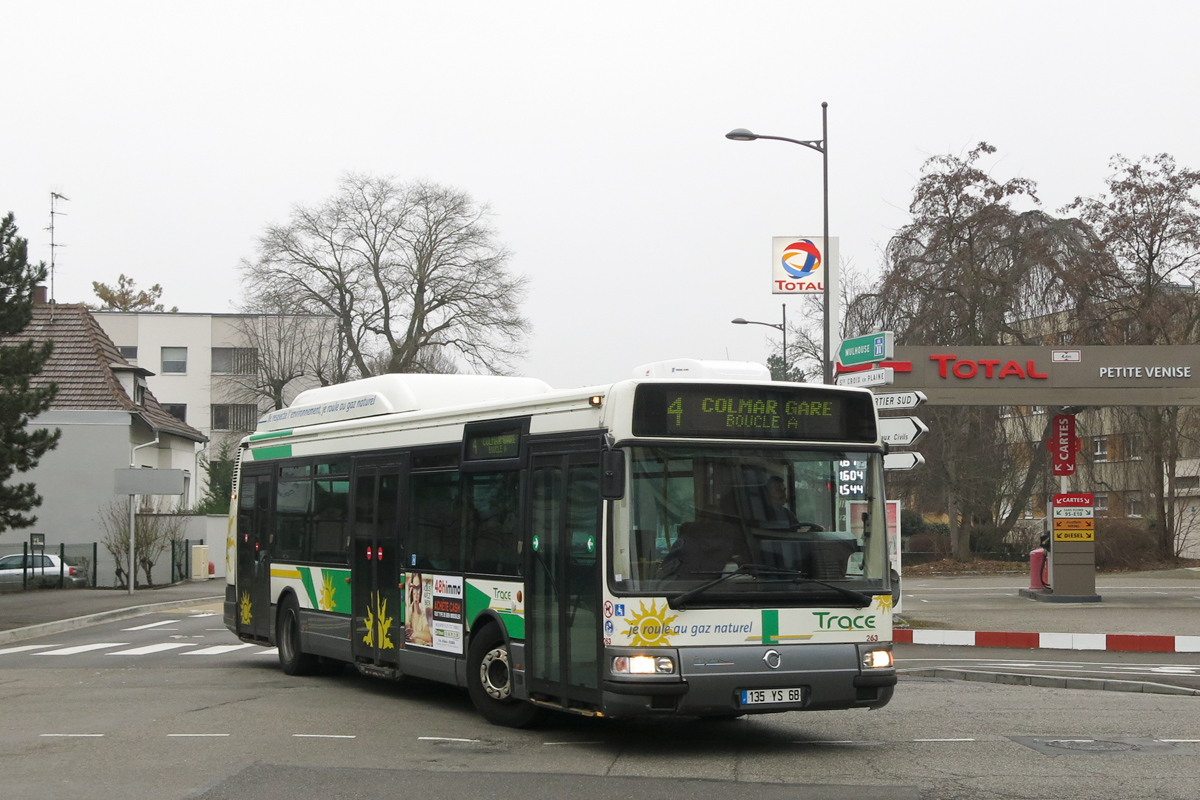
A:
[277,595,318,676]
[467,624,542,728]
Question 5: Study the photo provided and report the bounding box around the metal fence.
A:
[0,541,99,592]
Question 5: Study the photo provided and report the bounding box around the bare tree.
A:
[98,497,189,588]
[1065,154,1200,556]
[222,312,344,411]
[241,175,530,378]
[855,143,1106,559]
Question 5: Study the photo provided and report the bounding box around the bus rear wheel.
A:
[467,624,542,728]
[277,595,319,676]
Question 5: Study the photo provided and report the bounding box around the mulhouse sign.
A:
[862,346,1200,406]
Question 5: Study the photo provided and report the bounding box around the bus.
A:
[224,359,896,726]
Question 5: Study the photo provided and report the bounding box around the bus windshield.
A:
[612,445,889,602]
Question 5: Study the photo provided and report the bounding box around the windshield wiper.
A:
[668,564,757,610]
[668,563,873,610]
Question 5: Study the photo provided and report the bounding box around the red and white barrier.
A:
[894,628,1200,653]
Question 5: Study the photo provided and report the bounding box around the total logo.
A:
[781,240,822,278]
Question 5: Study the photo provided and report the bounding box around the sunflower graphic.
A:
[874,593,894,613]
[319,572,336,611]
[624,600,678,647]
[238,590,252,626]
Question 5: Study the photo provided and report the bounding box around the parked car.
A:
[0,553,88,589]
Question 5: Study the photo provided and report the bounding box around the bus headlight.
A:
[862,649,894,669]
[612,655,675,674]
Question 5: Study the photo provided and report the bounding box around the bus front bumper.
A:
[599,643,895,718]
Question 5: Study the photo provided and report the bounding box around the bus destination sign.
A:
[632,384,876,442]
[465,429,521,461]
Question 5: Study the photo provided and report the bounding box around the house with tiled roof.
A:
[1,290,206,582]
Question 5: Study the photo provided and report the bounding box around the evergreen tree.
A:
[0,213,60,533]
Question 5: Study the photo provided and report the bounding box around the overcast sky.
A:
[4,2,1199,389]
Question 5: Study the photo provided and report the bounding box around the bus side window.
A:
[464,472,521,577]
[410,471,463,572]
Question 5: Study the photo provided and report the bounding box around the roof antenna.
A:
[47,191,69,321]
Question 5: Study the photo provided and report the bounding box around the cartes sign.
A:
[1054,493,1094,506]
[1047,414,1078,476]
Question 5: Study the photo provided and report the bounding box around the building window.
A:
[999,406,1013,418]
[119,345,138,361]
[162,403,187,423]
[1093,437,1108,461]
[1029,406,1046,415]
[211,404,259,432]
[1125,434,1143,461]
[1126,491,1144,517]
[1177,476,1200,492]
[211,347,258,375]
[1094,493,1109,514]
[161,347,188,374]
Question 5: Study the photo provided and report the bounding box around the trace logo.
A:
[781,239,822,278]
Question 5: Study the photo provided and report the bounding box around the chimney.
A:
[33,285,47,305]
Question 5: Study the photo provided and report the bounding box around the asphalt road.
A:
[4,606,1200,800]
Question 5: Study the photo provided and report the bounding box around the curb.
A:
[894,628,1200,653]
[0,595,223,646]
[899,667,1200,696]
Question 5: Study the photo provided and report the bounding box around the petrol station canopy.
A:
[845,346,1200,406]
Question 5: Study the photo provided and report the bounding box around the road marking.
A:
[122,620,180,631]
[168,733,230,737]
[544,741,605,745]
[419,736,481,743]
[108,643,197,656]
[37,643,128,655]
[914,738,976,742]
[293,734,356,739]
[189,613,218,618]
[0,644,59,655]
[257,648,279,656]
[184,644,256,656]
[1162,739,1200,743]
[41,733,104,737]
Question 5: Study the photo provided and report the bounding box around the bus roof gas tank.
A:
[632,359,771,381]
[258,374,554,432]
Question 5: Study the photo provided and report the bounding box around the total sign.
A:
[772,237,838,295]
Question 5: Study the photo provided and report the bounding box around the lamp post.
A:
[726,101,833,384]
[732,303,787,380]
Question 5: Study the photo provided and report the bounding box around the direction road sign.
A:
[1053,506,1094,518]
[878,416,929,446]
[1053,518,1095,530]
[1054,529,1095,542]
[872,391,927,411]
[883,451,925,471]
[839,331,894,367]
[835,367,894,388]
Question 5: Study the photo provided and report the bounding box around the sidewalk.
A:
[2,570,1199,652]
[0,580,223,644]
[896,566,1200,652]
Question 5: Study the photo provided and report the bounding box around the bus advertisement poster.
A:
[405,572,464,654]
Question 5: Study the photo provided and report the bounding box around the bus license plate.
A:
[740,687,804,706]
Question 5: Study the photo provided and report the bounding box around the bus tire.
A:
[277,595,318,676]
[467,624,541,728]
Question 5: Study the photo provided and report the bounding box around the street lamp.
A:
[732,303,787,380]
[726,101,833,384]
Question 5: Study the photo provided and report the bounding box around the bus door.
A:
[236,471,273,641]
[526,447,602,707]
[352,460,405,666]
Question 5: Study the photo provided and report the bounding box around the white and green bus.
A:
[224,360,896,726]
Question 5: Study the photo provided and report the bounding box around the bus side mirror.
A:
[601,450,626,500]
